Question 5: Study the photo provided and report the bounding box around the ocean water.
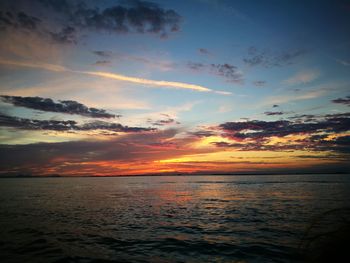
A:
[0,174,350,263]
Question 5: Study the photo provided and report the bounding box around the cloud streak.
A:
[0,58,67,72]
[283,69,320,85]
[0,58,230,95]
[264,111,285,116]
[81,70,230,94]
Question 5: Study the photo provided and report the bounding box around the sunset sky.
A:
[0,0,349,176]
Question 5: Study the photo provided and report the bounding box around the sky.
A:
[0,0,349,176]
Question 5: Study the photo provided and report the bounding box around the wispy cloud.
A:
[92,50,177,72]
[80,71,213,93]
[93,60,112,67]
[0,58,67,72]
[243,47,308,68]
[198,48,211,56]
[336,59,350,66]
[262,89,327,106]
[253,80,266,87]
[283,69,320,85]
[0,59,231,95]
[264,111,285,116]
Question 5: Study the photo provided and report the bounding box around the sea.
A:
[0,174,350,263]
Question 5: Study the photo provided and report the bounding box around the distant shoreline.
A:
[0,172,348,178]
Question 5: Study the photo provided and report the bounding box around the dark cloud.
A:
[1,95,118,118]
[92,50,113,58]
[287,114,318,122]
[212,141,306,152]
[332,96,350,106]
[93,60,112,66]
[148,117,180,126]
[198,48,211,55]
[187,62,243,83]
[0,0,182,43]
[273,104,279,108]
[187,62,205,70]
[264,111,285,116]
[213,135,350,154]
[76,1,181,38]
[0,113,155,133]
[210,63,243,83]
[243,47,307,68]
[288,112,350,123]
[253,80,266,86]
[0,129,195,175]
[219,112,350,141]
[0,9,74,44]
[0,113,77,131]
[79,120,155,133]
[49,26,77,44]
[188,130,216,138]
[0,11,41,30]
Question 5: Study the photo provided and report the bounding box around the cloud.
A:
[188,130,216,138]
[332,96,350,106]
[0,58,230,94]
[336,59,350,66]
[0,95,118,118]
[218,112,350,141]
[0,128,205,175]
[218,105,232,113]
[0,58,67,72]
[0,10,41,30]
[213,113,350,154]
[0,9,76,44]
[0,113,77,131]
[49,26,77,44]
[187,62,205,71]
[0,113,154,132]
[264,111,285,116]
[149,117,180,126]
[81,70,230,94]
[198,48,211,55]
[0,0,182,44]
[71,0,182,38]
[262,89,327,106]
[288,112,350,122]
[210,63,243,83]
[212,136,350,154]
[92,50,177,71]
[92,50,113,58]
[93,60,112,67]
[253,80,266,86]
[243,47,307,68]
[187,62,243,83]
[283,69,320,85]
[79,120,155,133]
